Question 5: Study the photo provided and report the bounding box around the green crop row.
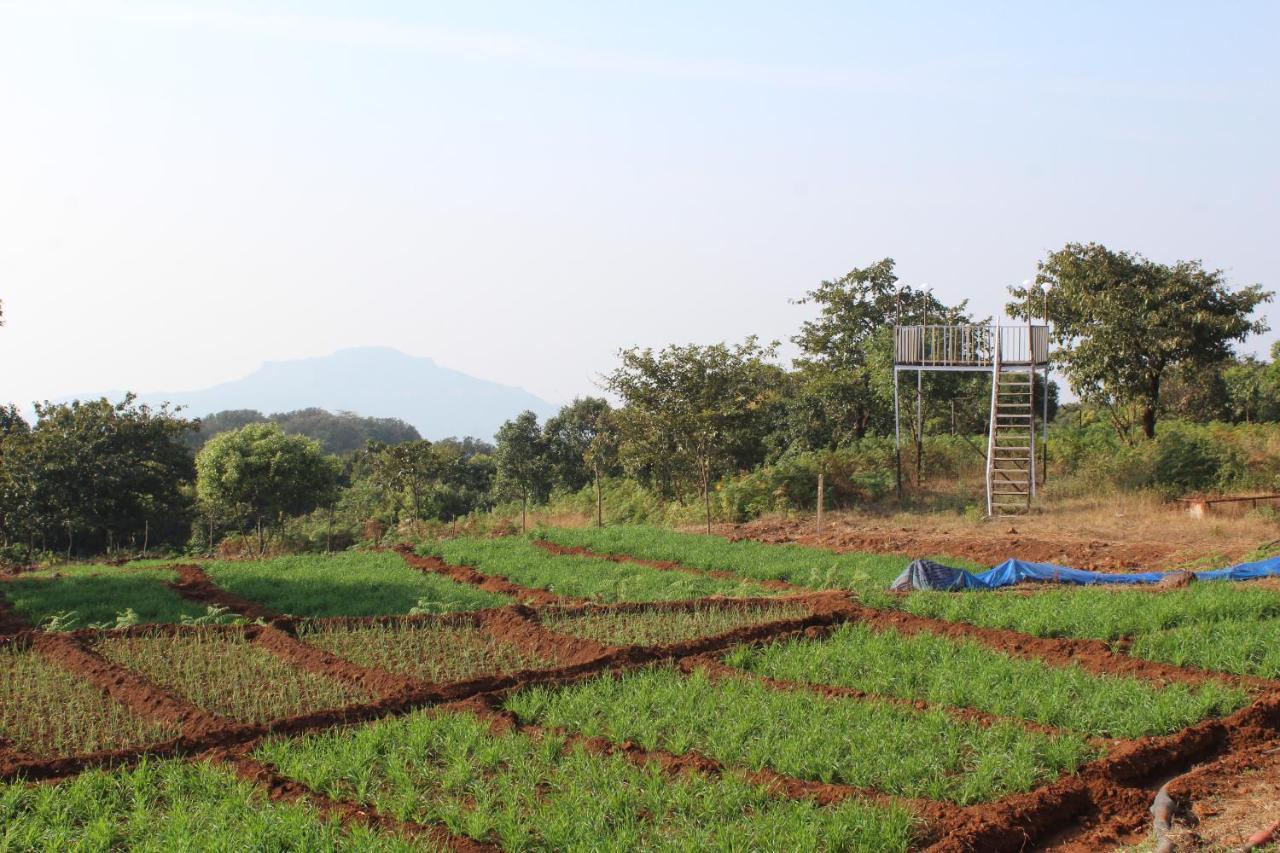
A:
[255,708,916,851]
[542,603,813,647]
[902,582,1280,643]
[0,758,411,850]
[1130,616,1280,678]
[418,537,774,603]
[533,525,963,603]
[725,623,1246,738]
[1,564,206,630]
[206,552,509,618]
[95,631,370,724]
[506,665,1095,805]
[299,621,553,684]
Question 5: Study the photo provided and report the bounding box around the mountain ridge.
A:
[62,347,558,441]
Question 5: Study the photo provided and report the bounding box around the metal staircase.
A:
[986,356,1037,516]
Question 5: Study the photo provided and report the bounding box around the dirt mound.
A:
[167,564,280,621]
[726,518,1191,572]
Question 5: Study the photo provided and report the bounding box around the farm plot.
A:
[205,552,510,618]
[724,622,1247,738]
[0,758,413,850]
[543,601,815,646]
[298,619,555,684]
[255,707,917,851]
[535,525,963,600]
[93,629,371,724]
[506,665,1096,804]
[419,536,777,602]
[0,563,206,630]
[1,641,179,756]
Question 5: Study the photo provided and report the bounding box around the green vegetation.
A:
[419,536,775,602]
[535,525,945,599]
[256,708,916,851]
[196,422,341,555]
[205,552,508,617]
[2,564,205,629]
[725,623,1246,738]
[0,644,179,755]
[0,758,411,850]
[544,603,813,646]
[506,666,1095,804]
[299,621,552,683]
[902,582,1280,642]
[95,631,370,724]
[1131,617,1280,678]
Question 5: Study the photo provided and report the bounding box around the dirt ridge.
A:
[167,563,280,622]
[533,538,805,592]
[396,545,582,605]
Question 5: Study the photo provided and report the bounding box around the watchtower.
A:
[893,319,1050,516]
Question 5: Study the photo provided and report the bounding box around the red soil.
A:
[725,517,1189,571]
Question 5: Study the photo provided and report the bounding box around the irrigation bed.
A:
[1,539,1279,850]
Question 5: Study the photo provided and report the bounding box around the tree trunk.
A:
[326,505,334,554]
[141,520,148,558]
[816,464,825,536]
[257,517,265,557]
[1142,375,1161,439]
[594,462,602,528]
[208,515,215,557]
[702,461,712,535]
[521,492,527,533]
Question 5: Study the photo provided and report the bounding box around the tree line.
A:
[0,241,1270,558]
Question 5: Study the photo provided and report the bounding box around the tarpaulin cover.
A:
[890,555,1280,591]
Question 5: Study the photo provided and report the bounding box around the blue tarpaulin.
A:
[890,555,1280,591]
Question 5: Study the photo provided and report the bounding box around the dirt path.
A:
[721,517,1223,572]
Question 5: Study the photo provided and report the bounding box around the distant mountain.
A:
[89,347,559,441]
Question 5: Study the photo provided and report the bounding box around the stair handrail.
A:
[986,318,1001,516]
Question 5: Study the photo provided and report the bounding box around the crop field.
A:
[2,530,1279,849]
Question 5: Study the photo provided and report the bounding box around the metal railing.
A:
[894,324,1048,367]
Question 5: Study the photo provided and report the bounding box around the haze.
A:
[2,1,1277,409]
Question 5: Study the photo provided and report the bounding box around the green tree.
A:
[195,422,340,554]
[357,439,442,522]
[495,411,551,531]
[605,337,778,532]
[543,398,616,493]
[1011,243,1270,439]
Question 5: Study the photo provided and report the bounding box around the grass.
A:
[542,603,813,646]
[299,621,554,684]
[725,623,1247,738]
[205,552,510,618]
[902,582,1280,642]
[255,708,917,851]
[418,537,776,602]
[534,525,964,601]
[0,758,413,850]
[1,564,206,629]
[1130,617,1280,678]
[506,665,1096,805]
[0,644,180,755]
[95,631,370,724]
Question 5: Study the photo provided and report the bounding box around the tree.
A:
[543,398,616,491]
[495,411,551,531]
[605,338,778,532]
[195,422,340,554]
[356,439,442,522]
[1010,243,1270,439]
[792,258,977,443]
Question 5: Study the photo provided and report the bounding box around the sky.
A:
[1,1,1278,409]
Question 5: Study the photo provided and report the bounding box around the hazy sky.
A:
[2,1,1278,408]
